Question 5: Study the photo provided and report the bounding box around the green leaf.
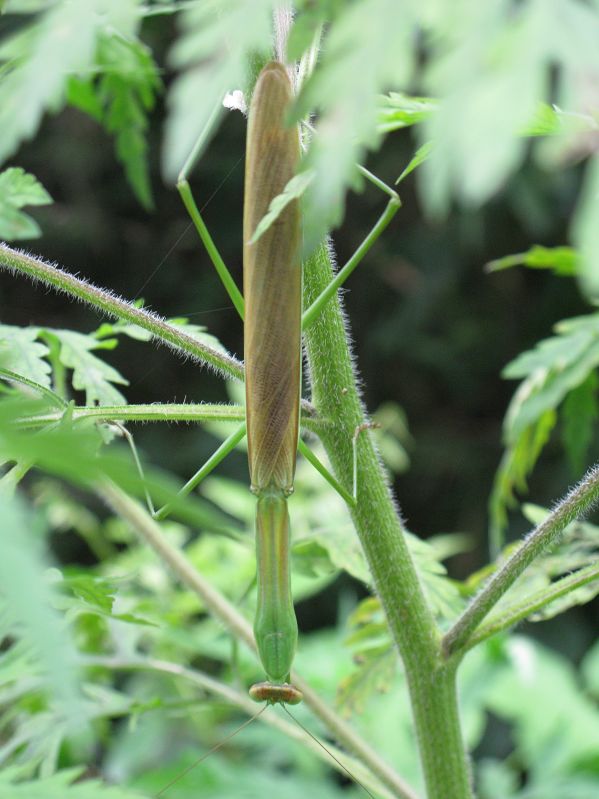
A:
[0,324,51,387]
[573,154,599,300]
[337,596,397,715]
[420,1,599,215]
[0,494,84,727]
[295,0,415,249]
[47,329,128,406]
[396,141,434,185]
[0,168,52,240]
[377,93,437,134]
[502,313,599,440]
[95,34,160,209]
[0,3,99,166]
[561,372,598,474]
[489,409,557,553]
[65,32,160,209]
[483,637,599,782]
[163,0,275,181]
[250,170,315,244]
[486,245,579,277]
[337,646,398,716]
[0,767,147,798]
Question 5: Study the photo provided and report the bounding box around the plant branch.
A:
[13,401,325,434]
[81,655,400,799]
[15,402,245,427]
[443,464,599,658]
[98,480,418,799]
[464,560,599,651]
[0,243,244,381]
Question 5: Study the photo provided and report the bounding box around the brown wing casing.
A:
[243,62,301,493]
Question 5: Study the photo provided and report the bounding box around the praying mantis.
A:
[153,56,402,707]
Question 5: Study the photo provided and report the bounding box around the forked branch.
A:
[443,463,599,658]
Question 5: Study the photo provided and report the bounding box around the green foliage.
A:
[0,168,52,240]
[475,637,599,797]
[0,322,129,404]
[486,245,579,277]
[0,494,84,733]
[490,311,599,546]
[163,0,276,180]
[67,33,160,209]
[0,767,147,798]
[0,0,156,208]
[469,504,599,631]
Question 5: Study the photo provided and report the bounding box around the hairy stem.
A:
[443,464,599,659]
[14,402,324,435]
[465,560,599,651]
[99,481,418,799]
[0,243,243,381]
[302,242,473,799]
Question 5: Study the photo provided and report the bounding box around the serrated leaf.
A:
[296,0,415,249]
[94,34,160,209]
[0,325,51,387]
[421,2,546,214]
[486,245,579,277]
[0,2,99,166]
[0,167,51,206]
[48,329,128,406]
[502,314,599,441]
[337,648,397,717]
[163,0,275,181]
[0,166,52,242]
[53,573,157,627]
[419,1,599,215]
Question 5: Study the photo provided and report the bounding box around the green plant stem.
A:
[465,560,599,651]
[82,655,398,799]
[98,481,418,799]
[13,402,325,435]
[15,402,245,427]
[443,464,599,659]
[0,243,243,381]
[0,367,68,408]
[302,242,473,799]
